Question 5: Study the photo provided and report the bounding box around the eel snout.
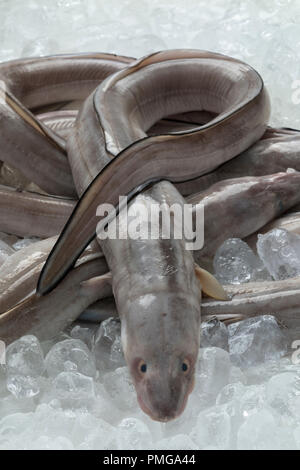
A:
[128,351,197,422]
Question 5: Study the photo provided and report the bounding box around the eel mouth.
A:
[136,378,195,423]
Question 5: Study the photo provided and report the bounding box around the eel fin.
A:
[195,263,229,300]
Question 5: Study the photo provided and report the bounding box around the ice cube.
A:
[191,404,231,450]
[216,382,246,407]
[228,315,288,367]
[195,347,231,405]
[110,336,125,365]
[237,409,296,450]
[117,418,152,450]
[257,228,300,280]
[266,372,300,419]
[0,394,35,419]
[70,325,95,349]
[45,339,96,378]
[7,376,40,399]
[200,318,229,351]
[52,372,95,406]
[77,418,119,450]
[31,403,77,438]
[216,382,266,445]
[93,318,125,371]
[103,367,138,412]
[213,238,271,284]
[0,411,33,441]
[6,335,44,377]
[237,384,267,419]
[90,382,126,425]
[229,366,246,384]
[12,237,40,251]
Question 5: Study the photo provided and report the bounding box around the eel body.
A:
[99,181,202,421]
[37,49,270,294]
[0,53,132,196]
[0,257,110,345]
[0,185,75,238]
[36,50,269,420]
[189,171,300,269]
[0,50,280,422]
[177,127,300,195]
[80,276,300,344]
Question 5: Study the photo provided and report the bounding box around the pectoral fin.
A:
[194,264,229,300]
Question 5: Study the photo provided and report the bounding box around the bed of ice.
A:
[1,0,300,451]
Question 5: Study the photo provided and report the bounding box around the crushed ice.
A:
[1,0,300,451]
[214,230,300,284]
[0,315,296,450]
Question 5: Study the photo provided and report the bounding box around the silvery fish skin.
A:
[38,110,78,140]
[0,257,110,345]
[79,276,300,343]
[0,240,15,265]
[177,127,300,195]
[0,163,31,191]
[188,171,300,269]
[0,85,74,197]
[100,181,201,421]
[37,50,269,421]
[0,53,132,196]
[79,297,118,324]
[4,170,300,334]
[7,168,300,278]
[0,238,107,315]
[0,53,132,110]
[0,237,57,313]
[202,277,300,342]
[0,184,76,238]
[0,50,270,421]
[38,109,213,141]
[38,49,270,293]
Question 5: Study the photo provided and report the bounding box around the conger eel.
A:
[35,49,270,294]
[0,49,271,421]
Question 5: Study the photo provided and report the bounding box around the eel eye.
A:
[182,360,190,373]
[140,363,147,373]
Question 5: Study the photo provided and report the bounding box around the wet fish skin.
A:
[39,49,270,294]
[0,53,132,196]
[0,184,76,238]
[177,127,300,195]
[100,181,201,421]
[188,171,300,270]
[0,50,271,421]
[49,48,271,421]
[202,277,300,342]
[0,237,106,315]
[0,237,57,313]
[0,53,132,110]
[0,258,110,345]
[79,277,300,344]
